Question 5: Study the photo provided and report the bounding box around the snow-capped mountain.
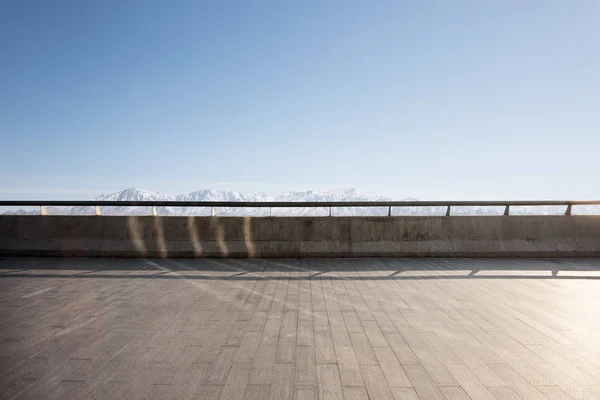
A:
[274,188,392,216]
[175,189,273,216]
[277,188,368,202]
[65,187,177,216]
[178,189,272,202]
[14,187,400,216]
[2,187,598,216]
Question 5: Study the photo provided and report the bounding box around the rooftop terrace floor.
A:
[1,257,600,399]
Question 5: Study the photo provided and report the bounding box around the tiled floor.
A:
[1,258,600,400]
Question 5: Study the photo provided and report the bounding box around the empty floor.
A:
[1,258,600,400]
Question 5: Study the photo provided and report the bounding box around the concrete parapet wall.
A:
[1,215,599,258]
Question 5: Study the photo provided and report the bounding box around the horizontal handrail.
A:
[1,200,600,207]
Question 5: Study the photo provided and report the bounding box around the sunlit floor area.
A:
[1,258,600,400]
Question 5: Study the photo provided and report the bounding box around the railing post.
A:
[269,207,272,217]
[565,204,572,215]
[40,205,47,216]
[95,205,101,216]
[446,206,451,216]
[504,205,510,216]
[388,206,392,217]
[329,206,332,217]
[211,207,214,217]
[152,206,157,216]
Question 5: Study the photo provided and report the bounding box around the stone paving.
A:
[1,257,600,399]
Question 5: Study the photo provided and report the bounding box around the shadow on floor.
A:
[1,257,599,280]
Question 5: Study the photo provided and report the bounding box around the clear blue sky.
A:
[1,1,599,200]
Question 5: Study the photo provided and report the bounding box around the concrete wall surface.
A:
[1,215,599,258]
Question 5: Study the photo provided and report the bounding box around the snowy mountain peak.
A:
[177,189,272,202]
[3,187,598,216]
[277,188,389,202]
[96,187,175,202]
[88,187,388,203]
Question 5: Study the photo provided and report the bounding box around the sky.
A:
[1,1,599,200]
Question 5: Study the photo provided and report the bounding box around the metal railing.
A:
[1,200,600,216]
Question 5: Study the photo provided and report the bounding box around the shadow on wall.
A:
[120,214,355,258]
[186,216,202,257]
[118,214,600,259]
[126,215,258,259]
[2,214,600,258]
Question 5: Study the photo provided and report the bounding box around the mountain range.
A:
[48,187,398,217]
[3,187,597,216]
